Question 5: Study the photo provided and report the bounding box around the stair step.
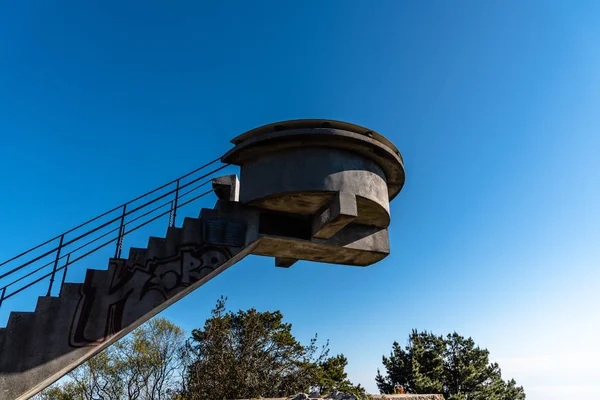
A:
[84,269,109,286]
[7,311,35,331]
[165,227,182,254]
[107,258,127,280]
[147,237,166,260]
[182,217,202,245]
[108,257,123,265]
[59,282,83,298]
[127,247,147,264]
[34,296,56,314]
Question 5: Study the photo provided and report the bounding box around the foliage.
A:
[116,316,187,399]
[35,317,186,400]
[35,299,363,400]
[33,385,79,400]
[375,330,526,400]
[182,296,362,399]
[314,354,365,396]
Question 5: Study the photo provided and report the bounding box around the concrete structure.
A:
[0,119,405,399]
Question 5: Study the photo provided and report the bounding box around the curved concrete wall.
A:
[238,147,390,227]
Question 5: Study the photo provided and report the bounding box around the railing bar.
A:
[0,222,118,283]
[64,196,178,257]
[124,157,220,204]
[46,235,64,296]
[59,254,71,296]
[0,192,198,289]
[177,180,212,200]
[114,205,127,259]
[68,189,215,266]
[1,189,215,298]
[1,258,59,289]
[29,179,207,268]
[1,259,57,289]
[0,157,222,268]
[172,180,180,227]
[0,237,64,270]
[3,272,56,301]
[175,189,216,210]
[0,165,228,280]
[98,179,210,234]
[122,190,215,237]
[63,226,120,260]
[64,167,222,249]
[168,201,175,228]
[128,198,178,226]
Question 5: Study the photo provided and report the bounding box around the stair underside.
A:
[0,214,252,400]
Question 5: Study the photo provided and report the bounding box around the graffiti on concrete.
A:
[69,244,232,347]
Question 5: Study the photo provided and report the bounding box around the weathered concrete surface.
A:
[225,119,405,200]
[222,119,406,230]
[0,119,405,399]
[231,147,391,228]
[312,192,358,239]
[0,212,256,400]
[213,174,240,202]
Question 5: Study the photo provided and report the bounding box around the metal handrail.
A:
[0,157,221,269]
[0,163,228,281]
[0,157,230,310]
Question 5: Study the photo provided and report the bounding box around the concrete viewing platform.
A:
[0,119,406,400]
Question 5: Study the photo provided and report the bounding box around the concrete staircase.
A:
[0,198,255,400]
[0,119,405,400]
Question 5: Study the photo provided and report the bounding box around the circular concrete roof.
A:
[222,119,405,200]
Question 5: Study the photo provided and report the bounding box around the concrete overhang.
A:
[222,119,405,200]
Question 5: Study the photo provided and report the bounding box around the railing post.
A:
[168,201,175,228]
[115,205,127,258]
[0,287,6,309]
[172,179,180,227]
[59,253,71,296]
[47,234,64,296]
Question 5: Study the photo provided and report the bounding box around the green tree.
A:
[315,354,365,396]
[35,317,186,400]
[375,330,525,400]
[33,384,79,400]
[116,317,186,399]
[183,297,362,399]
[36,300,362,400]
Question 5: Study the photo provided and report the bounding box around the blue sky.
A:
[1,1,599,398]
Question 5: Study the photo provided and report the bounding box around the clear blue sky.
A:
[1,1,599,398]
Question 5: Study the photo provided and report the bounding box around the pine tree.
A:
[376,330,525,400]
